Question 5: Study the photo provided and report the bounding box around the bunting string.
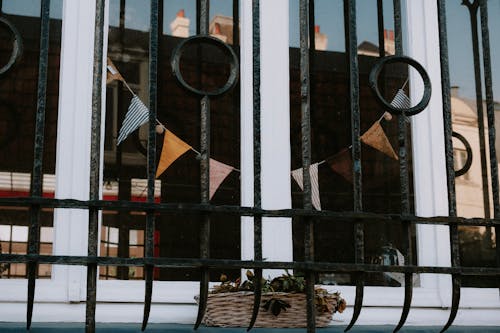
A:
[108,58,407,202]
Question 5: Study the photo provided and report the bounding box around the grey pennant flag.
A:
[117,95,150,145]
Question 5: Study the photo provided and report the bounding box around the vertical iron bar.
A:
[377,0,385,59]
[392,1,413,331]
[194,95,211,330]
[199,0,209,35]
[27,0,50,329]
[193,2,211,329]
[343,0,363,331]
[438,1,460,331]
[86,0,105,332]
[142,0,158,330]
[300,1,316,332]
[248,1,263,330]
[233,0,240,47]
[479,0,500,276]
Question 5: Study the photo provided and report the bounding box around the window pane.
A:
[0,0,62,279]
[101,1,240,281]
[447,1,500,287]
[289,0,417,287]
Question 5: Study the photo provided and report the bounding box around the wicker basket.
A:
[198,291,339,328]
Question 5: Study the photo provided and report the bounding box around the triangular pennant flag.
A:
[326,148,353,183]
[361,122,398,160]
[155,129,191,178]
[117,95,150,145]
[291,168,304,189]
[209,158,234,199]
[106,58,124,84]
[291,163,321,210]
[310,163,321,210]
[390,89,411,109]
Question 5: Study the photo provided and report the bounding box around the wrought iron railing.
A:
[0,1,499,333]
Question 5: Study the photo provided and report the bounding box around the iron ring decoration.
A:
[452,131,473,177]
[0,17,23,76]
[171,35,239,97]
[369,55,431,116]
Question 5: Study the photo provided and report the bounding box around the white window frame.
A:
[0,0,499,326]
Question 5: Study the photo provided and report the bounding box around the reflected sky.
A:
[2,0,499,100]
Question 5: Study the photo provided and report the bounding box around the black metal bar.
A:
[343,0,363,331]
[6,197,500,227]
[86,0,105,332]
[26,0,50,329]
[478,0,500,278]
[2,254,500,276]
[392,1,413,331]
[194,94,211,330]
[299,1,316,332]
[248,1,263,330]
[199,0,209,35]
[437,2,460,331]
[233,0,239,47]
[299,0,316,331]
[465,0,491,220]
[377,0,385,58]
[141,0,159,330]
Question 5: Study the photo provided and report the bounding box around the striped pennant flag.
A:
[390,89,411,109]
[117,95,150,145]
[291,163,321,211]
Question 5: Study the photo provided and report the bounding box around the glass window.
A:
[289,0,416,287]
[102,0,241,282]
[0,0,62,279]
[447,1,500,288]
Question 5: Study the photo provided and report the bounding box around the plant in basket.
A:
[198,270,347,328]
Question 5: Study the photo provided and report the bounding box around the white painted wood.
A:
[240,0,255,265]
[405,0,452,308]
[0,301,498,326]
[259,0,293,268]
[240,0,293,278]
[54,0,100,303]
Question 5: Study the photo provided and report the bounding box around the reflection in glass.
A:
[0,0,62,279]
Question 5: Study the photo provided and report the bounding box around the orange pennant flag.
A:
[156,129,191,178]
[360,122,399,160]
[209,159,234,199]
[326,148,353,183]
[106,58,124,84]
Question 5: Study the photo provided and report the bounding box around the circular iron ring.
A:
[369,55,431,116]
[452,131,473,177]
[171,35,239,97]
[0,17,23,76]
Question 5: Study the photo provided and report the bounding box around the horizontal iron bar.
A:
[1,198,499,227]
[1,254,499,276]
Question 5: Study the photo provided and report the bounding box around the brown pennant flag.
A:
[209,159,235,200]
[156,129,191,178]
[326,148,353,183]
[106,58,124,84]
[360,122,398,160]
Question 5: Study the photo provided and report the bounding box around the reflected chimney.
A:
[314,25,328,51]
[170,9,190,38]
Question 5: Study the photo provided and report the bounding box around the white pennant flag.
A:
[117,95,150,145]
[291,163,321,211]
